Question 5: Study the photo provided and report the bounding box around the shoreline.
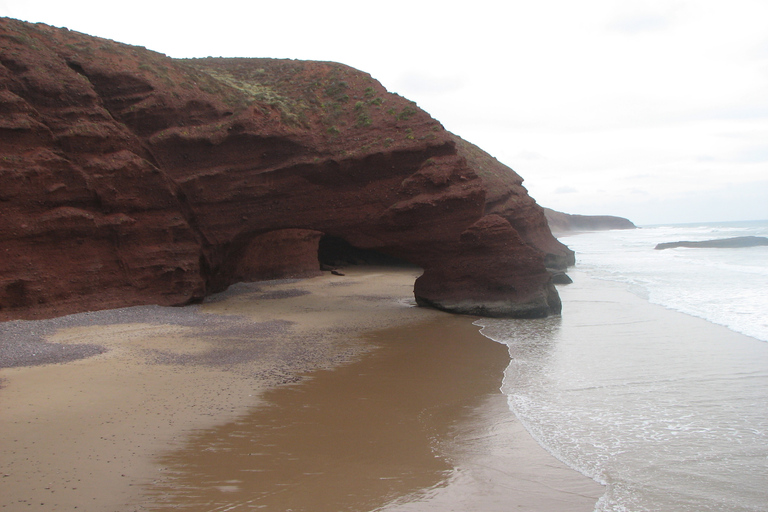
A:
[0,266,602,511]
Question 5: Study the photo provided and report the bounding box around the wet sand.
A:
[0,266,602,511]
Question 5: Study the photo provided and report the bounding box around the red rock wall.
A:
[0,18,572,320]
[232,229,324,282]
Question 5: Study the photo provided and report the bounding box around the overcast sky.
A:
[2,0,767,225]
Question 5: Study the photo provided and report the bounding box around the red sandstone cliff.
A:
[0,18,572,321]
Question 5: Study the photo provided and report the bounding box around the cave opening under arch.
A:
[317,235,414,269]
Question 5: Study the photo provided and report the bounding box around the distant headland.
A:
[543,208,637,234]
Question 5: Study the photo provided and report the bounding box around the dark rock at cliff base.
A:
[0,18,573,321]
[544,208,636,234]
[655,236,768,250]
[549,270,573,285]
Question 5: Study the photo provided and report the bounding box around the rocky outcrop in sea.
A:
[655,236,768,250]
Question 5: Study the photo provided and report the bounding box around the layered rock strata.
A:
[0,18,572,320]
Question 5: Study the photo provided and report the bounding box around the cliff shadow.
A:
[317,235,417,270]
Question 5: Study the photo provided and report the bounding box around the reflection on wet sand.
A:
[141,315,509,511]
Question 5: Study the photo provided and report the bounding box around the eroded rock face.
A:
[0,18,572,320]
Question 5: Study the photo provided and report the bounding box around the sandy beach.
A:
[0,266,602,511]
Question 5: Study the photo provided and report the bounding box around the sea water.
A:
[564,220,768,342]
[476,220,768,512]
